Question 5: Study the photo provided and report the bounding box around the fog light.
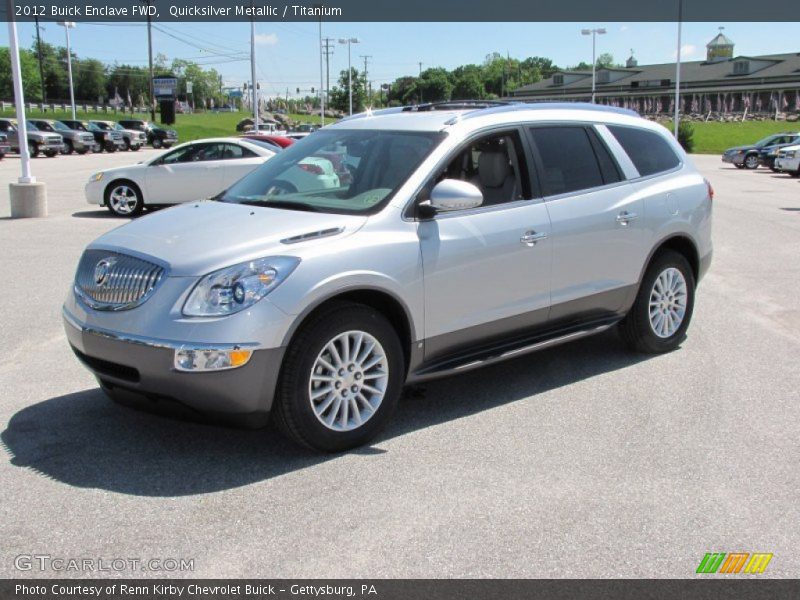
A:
[174,347,253,372]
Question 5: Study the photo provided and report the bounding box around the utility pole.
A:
[418,61,423,104]
[360,55,371,104]
[322,37,335,111]
[142,0,155,121]
[34,17,46,104]
[318,16,324,126]
[250,14,258,131]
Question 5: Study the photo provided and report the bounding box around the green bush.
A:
[677,121,695,153]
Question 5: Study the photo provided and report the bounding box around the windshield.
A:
[754,134,783,148]
[247,139,283,153]
[26,121,39,131]
[51,121,71,132]
[113,123,126,131]
[219,129,444,215]
[91,121,112,131]
[86,123,102,132]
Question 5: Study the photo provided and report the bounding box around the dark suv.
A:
[118,119,178,149]
[722,132,800,170]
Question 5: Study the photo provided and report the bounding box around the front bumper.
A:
[775,156,800,172]
[721,153,745,165]
[63,308,284,427]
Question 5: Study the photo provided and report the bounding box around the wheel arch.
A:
[642,234,700,284]
[280,287,416,373]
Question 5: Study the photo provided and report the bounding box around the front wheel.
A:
[151,138,163,149]
[273,302,404,452]
[619,250,695,354]
[44,149,58,158]
[104,142,117,153]
[105,181,144,217]
[28,142,39,158]
[743,154,759,169]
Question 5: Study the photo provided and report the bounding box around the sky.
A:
[2,21,799,98]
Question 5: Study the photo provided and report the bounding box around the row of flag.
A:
[596,91,799,114]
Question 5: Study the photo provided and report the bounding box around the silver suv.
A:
[63,102,713,451]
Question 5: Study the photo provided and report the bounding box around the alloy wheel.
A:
[648,267,688,338]
[108,185,139,215]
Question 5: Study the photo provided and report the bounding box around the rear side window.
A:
[607,125,680,177]
[529,126,604,196]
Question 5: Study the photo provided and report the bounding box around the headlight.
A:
[89,172,104,182]
[786,151,796,158]
[183,256,300,317]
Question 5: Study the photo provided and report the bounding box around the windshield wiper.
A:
[256,199,320,212]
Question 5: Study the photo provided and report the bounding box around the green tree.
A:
[418,67,452,103]
[330,68,366,113]
[75,58,106,101]
[0,47,43,101]
[451,65,485,100]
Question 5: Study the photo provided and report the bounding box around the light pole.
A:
[673,0,683,139]
[250,19,259,131]
[581,27,606,104]
[338,37,360,115]
[58,21,77,120]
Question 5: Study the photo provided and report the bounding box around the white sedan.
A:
[85,137,339,217]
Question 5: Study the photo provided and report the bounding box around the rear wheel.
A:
[273,302,404,452]
[744,154,759,169]
[105,181,144,217]
[619,250,695,354]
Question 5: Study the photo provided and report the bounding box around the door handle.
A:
[520,231,548,246]
[616,211,638,225]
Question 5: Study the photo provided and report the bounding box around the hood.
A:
[725,145,754,153]
[89,200,367,276]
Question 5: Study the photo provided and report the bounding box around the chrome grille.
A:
[74,250,166,311]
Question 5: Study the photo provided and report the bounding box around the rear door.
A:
[528,124,645,322]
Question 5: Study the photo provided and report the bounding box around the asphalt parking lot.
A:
[0,151,798,578]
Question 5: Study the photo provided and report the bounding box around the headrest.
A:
[478,151,511,188]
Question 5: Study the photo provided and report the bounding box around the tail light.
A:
[705,178,714,201]
[298,163,324,175]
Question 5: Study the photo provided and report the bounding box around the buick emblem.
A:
[93,258,116,287]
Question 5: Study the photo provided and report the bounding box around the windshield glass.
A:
[113,123,126,131]
[26,121,39,131]
[92,121,112,130]
[219,129,443,214]
[51,121,71,132]
[754,134,783,148]
[86,123,102,132]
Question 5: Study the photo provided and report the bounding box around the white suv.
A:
[64,101,713,451]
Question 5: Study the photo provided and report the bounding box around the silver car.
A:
[63,102,713,451]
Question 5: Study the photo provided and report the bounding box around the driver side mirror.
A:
[420,179,483,216]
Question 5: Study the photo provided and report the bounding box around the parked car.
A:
[245,122,288,136]
[27,119,95,155]
[61,119,125,153]
[0,118,63,157]
[773,143,800,176]
[57,120,100,153]
[722,132,800,170]
[240,133,295,148]
[65,102,712,451]
[0,132,10,159]
[90,120,146,151]
[118,119,178,149]
[287,123,319,140]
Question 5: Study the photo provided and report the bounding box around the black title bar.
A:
[4,0,800,22]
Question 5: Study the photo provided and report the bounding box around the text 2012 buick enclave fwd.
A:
[64,102,713,451]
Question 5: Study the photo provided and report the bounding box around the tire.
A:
[130,144,140,152]
[619,250,696,354]
[76,148,88,155]
[791,169,800,178]
[28,142,39,158]
[104,142,117,153]
[44,149,57,158]
[743,154,759,169]
[104,180,144,217]
[273,302,405,452]
[63,140,74,155]
[124,139,132,151]
[152,138,163,149]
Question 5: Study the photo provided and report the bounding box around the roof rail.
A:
[401,100,514,112]
[458,101,641,120]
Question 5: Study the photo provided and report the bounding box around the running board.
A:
[409,318,620,383]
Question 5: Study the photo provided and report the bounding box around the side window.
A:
[0,122,8,132]
[159,145,201,165]
[529,126,604,196]
[220,143,251,159]
[434,130,530,207]
[607,125,680,177]
[587,127,622,184]
[194,143,225,161]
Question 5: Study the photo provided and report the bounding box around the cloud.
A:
[254,33,278,46]
[673,43,697,59]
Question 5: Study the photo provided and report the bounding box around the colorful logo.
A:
[696,552,773,574]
